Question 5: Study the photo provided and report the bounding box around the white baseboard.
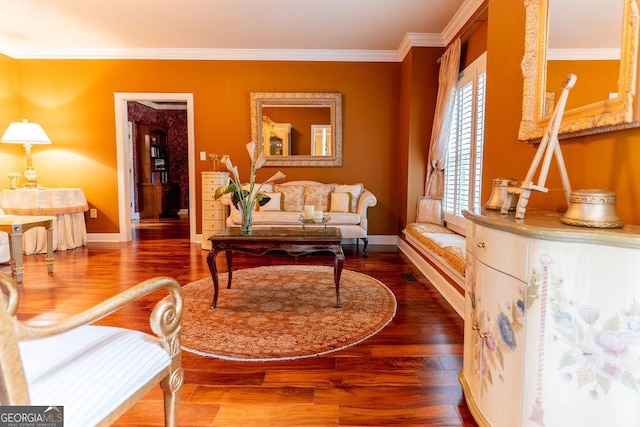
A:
[397,239,465,319]
[87,233,121,243]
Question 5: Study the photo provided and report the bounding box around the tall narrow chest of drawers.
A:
[201,172,230,250]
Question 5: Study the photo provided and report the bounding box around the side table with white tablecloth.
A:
[0,188,89,255]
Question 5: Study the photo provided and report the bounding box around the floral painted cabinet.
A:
[522,239,640,426]
[462,221,528,426]
[462,209,640,427]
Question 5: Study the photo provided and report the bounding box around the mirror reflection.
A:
[519,0,640,141]
[262,105,331,156]
[544,0,623,115]
[251,92,342,167]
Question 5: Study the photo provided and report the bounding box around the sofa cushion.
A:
[330,192,351,213]
[304,184,333,211]
[332,184,363,213]
[242,182,273,194]
[259,192,282,211]
[274,184,305,211]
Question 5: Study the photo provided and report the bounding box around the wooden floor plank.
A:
[263,369,422,387]
[212,403,339,427]
[338,404,463,426]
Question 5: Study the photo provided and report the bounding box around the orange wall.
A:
[1,59,402,235]
[484,0,640,225]
[0,55,21,173]
[547,59,618,110]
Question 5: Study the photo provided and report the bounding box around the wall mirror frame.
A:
[519,0,640,141]
[251,92,342,167]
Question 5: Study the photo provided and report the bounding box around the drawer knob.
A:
[476,241,485,248]
[472,323,480,331]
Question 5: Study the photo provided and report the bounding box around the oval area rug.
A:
[180,265,397,361]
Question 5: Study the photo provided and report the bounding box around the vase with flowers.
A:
[214,142,286,234]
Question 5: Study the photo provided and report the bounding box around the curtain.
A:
[417,38,461,225]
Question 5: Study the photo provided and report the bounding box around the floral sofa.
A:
[220,180,377,256]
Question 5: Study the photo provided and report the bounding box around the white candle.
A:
[313,210,323,222]
[304,205,315,219]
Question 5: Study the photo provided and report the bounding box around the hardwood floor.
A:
[7,218,477,426]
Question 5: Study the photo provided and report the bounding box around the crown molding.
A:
[441,0,485,45]
[1,47,401,62]
[397,33,446,60]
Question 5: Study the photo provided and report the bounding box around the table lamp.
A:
[1,119,51,188]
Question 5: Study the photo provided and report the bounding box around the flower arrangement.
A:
[214,142,285,233]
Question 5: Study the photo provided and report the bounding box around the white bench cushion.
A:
[18,325,170,427]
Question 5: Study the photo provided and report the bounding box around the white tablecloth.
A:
[0,188,89,256]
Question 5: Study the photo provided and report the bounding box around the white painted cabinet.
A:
[461,209,640,427]
[201,172,229,250]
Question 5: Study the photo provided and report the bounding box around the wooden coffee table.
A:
[206,227,344,309]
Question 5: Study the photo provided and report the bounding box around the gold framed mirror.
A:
[519,0,640,141]
[251,92,342,166]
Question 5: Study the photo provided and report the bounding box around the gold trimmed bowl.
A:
[561,189,624,229]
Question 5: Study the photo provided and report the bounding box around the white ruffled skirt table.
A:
[0,188,89,256]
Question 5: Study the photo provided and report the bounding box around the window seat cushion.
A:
[404,223,466,276]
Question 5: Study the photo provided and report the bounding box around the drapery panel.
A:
[417,38,461,225]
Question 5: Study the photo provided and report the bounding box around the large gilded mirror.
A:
[519,0,640,141]
[251,92,342,166]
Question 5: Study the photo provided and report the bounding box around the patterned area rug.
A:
[180,265,397,361]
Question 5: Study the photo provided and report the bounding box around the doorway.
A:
[114,93,196,243]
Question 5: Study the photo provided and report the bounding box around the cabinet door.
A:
[462,251,484,410]
[464,251,526,427]
[478,263,526,427]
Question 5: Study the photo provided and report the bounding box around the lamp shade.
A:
[1,119,51,145]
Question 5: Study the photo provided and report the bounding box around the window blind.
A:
[443,53,487,235]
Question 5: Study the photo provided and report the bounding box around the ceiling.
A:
[0,0,483,62]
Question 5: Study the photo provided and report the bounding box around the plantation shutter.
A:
[443,53,487,234]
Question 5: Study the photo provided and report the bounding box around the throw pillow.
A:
[274,184,305,211]
[329,192,351,212]
[258,192,282,211]
[303,184,333,211]
[416,196,443,225]
[331,183,363,213]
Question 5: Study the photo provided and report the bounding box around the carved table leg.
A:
[361,238,369,258]
[334,247,345,308]
[225,250,233,289]
[206,250,220,308]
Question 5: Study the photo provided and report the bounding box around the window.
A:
[443,53,487,235]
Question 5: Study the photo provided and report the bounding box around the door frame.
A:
[114,92,196,242]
